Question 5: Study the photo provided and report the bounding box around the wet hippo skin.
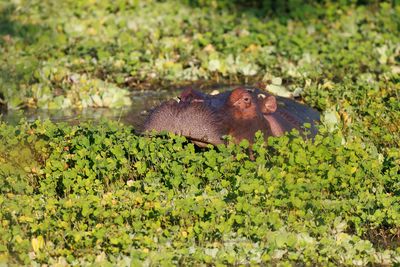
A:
[143,87,320,146]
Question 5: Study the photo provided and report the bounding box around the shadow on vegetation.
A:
[0,92,6,113]
[0,4,47,44]
[0,3,47,106]
[365,228,400,251]
[185,0,391,20]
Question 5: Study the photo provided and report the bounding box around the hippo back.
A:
[143,100,226,147]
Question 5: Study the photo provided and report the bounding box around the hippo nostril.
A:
[144,87,320,148]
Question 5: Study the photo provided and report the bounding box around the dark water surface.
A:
[0,85,233,129]
[0,90,177,129]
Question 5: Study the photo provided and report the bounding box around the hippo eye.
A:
[243,97,250,103]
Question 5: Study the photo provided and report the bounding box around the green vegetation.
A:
[0,121,399,265]
[0,0,399,265]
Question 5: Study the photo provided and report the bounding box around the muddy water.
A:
[0,85,233,129]
[0,90,177,129]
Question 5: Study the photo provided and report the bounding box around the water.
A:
[0,84,234,128]
[0,90,176,129]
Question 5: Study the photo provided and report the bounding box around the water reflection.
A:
[0,90,177,129]
[0,84,235,128]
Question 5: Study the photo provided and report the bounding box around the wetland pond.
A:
[0,84,234,128]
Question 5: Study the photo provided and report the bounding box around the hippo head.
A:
[143,86,320,148]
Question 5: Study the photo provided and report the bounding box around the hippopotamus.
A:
[143,86,320,146]
[142,99,226,147]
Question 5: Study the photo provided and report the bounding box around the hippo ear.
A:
[261,95,277,113]
[180,88,205,103]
